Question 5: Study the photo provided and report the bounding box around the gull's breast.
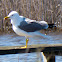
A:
[12,25,32,37]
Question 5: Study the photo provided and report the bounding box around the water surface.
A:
[0,32,62,62]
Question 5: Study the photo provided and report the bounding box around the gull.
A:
[4,11,48,48]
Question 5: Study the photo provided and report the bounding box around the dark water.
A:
[0,32,62,62]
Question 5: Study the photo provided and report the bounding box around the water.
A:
[56,56,62,62]
[0,53,38,62]
[0,32,62,62]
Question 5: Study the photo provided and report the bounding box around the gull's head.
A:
[4,11,19,20]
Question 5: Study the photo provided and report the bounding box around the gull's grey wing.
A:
[18,21,48,32]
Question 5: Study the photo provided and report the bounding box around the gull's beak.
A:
[4,16,9,20]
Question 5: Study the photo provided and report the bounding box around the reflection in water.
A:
[0,53,38,62]
[56,56,62,62]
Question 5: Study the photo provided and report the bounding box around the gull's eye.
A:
[12,15,13,16]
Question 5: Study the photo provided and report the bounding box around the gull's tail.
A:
[39,21,48,29]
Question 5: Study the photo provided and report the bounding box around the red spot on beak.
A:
[4,16,9,20]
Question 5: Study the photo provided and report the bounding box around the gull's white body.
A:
[7,11,48,38]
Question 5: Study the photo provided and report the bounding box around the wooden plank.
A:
[0,44,62,50]
[0,44,62,55]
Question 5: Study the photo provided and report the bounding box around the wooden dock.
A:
[0,44,62,55]
[0,44,62,62]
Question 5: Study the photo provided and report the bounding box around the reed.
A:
[0,0,61,31]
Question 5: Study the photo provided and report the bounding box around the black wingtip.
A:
[48,23,57,28]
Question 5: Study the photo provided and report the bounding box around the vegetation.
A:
[0,0,62,32]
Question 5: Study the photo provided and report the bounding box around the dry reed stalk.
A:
[0,0,61,31]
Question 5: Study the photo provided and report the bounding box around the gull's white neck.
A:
[11,16,23,27]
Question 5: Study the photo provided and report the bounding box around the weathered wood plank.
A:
[0,44,62,55]
[0,44,62,50]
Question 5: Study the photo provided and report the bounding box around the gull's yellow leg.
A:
[21,39,29,48]
[26,39,29,47]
